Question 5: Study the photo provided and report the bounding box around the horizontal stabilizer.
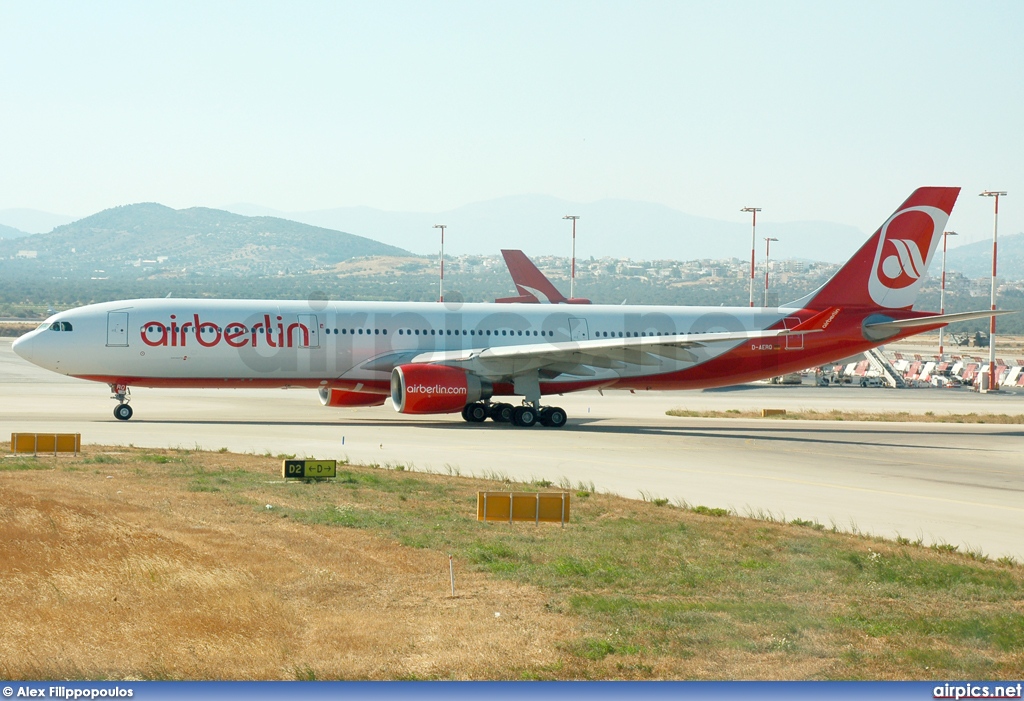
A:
[864,309,1017,332]
[789,306,842,333]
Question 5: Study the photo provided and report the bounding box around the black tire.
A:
[114,404,133,421]
[461,404,473,422]
[512,406,537,427]
[466,403,488,423]
[540,406,567,428]
[489,403,513,423]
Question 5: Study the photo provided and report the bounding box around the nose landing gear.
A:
[110,384,133,421]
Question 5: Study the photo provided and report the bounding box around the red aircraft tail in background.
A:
[495,249,592,304]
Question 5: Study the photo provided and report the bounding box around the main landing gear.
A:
[110,384,133,421]
[461,401,567,428]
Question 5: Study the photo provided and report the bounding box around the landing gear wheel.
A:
[113,404,133,421]
[539,406,567,428]
[464,403,488,423]
[512,406,537,427]
[488,403,514,423]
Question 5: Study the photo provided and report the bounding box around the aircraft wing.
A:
[407,322,823,379]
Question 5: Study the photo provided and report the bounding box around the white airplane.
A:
[12,187,1008,428]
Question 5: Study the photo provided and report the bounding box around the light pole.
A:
[433,224,446,303]
[938,230,958,360]
[741,207,761,307]
[979,191,1006,391]
[563,215,580,299]
[763,237,778,307]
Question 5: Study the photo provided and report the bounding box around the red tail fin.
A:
[498,250,568,303]
[807,187,960,310]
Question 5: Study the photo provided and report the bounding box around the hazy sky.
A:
[2,1,1021,245]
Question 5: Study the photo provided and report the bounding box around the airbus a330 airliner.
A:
[12,187,1008,428]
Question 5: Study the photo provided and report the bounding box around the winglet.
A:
[789,306,842,334]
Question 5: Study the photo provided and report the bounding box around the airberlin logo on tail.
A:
[868,205,949,308]
[880,238,926,286]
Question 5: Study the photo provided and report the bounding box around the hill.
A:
[0,208,75,234]
[0,203,410,278]
[227,195,867,264]
[0,223,27,239]
[946,232,1024,279]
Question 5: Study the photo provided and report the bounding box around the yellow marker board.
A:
[477,491,570,525]
[11,433,81,455]
[282,459,337,479]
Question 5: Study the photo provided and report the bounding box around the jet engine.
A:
[318,387,387,408]
[390,364,491,414]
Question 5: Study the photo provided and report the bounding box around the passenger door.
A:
[569,318,589,342]
[106,312,128,347]
[297,314,320,348]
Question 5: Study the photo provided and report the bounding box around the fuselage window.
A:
[374,329,380,335]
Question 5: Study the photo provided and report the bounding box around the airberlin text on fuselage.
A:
[140,314,310,349]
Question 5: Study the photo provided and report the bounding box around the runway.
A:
[3,338,1023,561]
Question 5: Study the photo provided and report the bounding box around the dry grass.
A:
[2,447,1023,681]
[0,450,569,680]
[0,321,38,337]
[666,408,1024,423]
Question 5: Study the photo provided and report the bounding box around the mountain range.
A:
[0,204,408,276]
[2,197,1022,279]
[0,208,75,234]
[0,223,27,240]
[225,195,869,264]
[944,233,1024,279]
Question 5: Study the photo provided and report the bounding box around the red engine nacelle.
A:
[318,387,387,408]
[390,364,491,414]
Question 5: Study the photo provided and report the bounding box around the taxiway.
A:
[3,338,1023,560]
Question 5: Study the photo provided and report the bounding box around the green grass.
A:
[0,458,52,471]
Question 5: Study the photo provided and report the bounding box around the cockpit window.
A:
[48,321,73,331]
[38,322,50,330]
[50,322,60,331]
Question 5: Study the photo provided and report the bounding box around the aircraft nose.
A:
[12,330,42,364]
